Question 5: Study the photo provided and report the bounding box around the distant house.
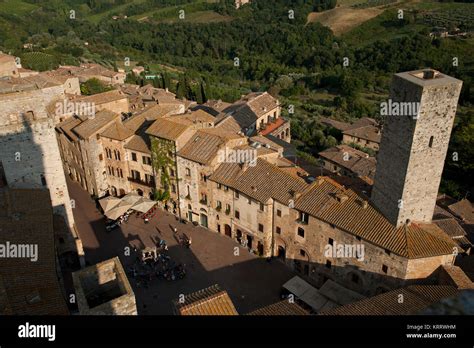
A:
[341,118,381,151]
[132,66,145,75]
[235,0,251,9]
[318,145,376,180]
[0,53,19,78]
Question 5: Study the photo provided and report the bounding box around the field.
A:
[0,0,37,15]
[343,1,474,45]
[307,6,385,36]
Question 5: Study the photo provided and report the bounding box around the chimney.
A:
[335,193,349,204]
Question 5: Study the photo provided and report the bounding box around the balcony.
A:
[127,177,155,188]
[199,198,208,205]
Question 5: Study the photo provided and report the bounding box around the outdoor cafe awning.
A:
[100,193,157,220]
[99,196,121,212]
[131,198,157,213]
[104,202,133,220]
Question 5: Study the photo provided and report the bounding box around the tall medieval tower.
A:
[371,69,463,227]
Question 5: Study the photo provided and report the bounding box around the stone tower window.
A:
[429,136,434,148]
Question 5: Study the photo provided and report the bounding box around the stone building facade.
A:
[372,69,463,227]
[0,53,18,78]
[56,110,121,197]
[0,78,75,229]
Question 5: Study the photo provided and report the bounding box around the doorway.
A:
[224,224,231,237]
[246,235,253,249]
[200,213,208,228]
[277,246,286,259]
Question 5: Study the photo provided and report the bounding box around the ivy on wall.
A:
[150,136,176,202]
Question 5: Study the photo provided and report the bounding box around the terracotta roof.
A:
[73,110,119,139]
[0,74,62,94]
[71,89,126,105]
[440,265,474,289]
[101,120,134,141]
[209,158,308,204]
[173,284,238,315]
[178,130,230,165]
[215,115,242,133]
[56,116,82,141]
[320,117,351,131]
[318,145,376,178]
[0,52,15,62]
[294,177,459,258]
[343,125,381,144]
[248,300,309,315]
[124,134,151,154]
[433,218,467,238]
[250,135,283,152]
[0,188,69,315]
[448,199,474,223]
[170,109,215,125]
[145,117,192,141]
[320,285,459,315]
[259,117,287,136]
[222,92,279,129]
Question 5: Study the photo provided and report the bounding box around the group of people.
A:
[128,238,187,288]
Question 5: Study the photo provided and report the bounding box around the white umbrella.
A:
[121,192,142,206]
[99,196,121,212]
[105,203,133,220]
[131,198,157,213]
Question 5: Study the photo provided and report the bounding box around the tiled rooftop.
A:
[173,284,238,315]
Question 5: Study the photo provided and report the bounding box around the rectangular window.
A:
[216,201,222,210]
[382,265,388,274]
[297,227,305,238]
[258,224,264,232]
[145,174,153,184]
[217,183,222,189]
[170,169,175,177]
[131,170,140,180]
[300,249,306,257]
[142,156,151,165]
[185,168,191,176]
[276,226,281,234]
[260,203,264,211]
[235,210,240,219]
[328,238,334,246]
[224,186,229,192]
[99,154,103,161]
[171,184,176,193]
[299,211,309,224]
[132,152,137,162]
[235,191,239,199]
[277,209,282,217]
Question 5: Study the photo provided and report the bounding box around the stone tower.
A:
[371,69,462,227]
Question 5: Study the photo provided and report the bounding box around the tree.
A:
[80,78,113,95]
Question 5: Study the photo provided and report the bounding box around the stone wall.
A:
[0,86,75,229]
[372,71,463,226]
[126,148,154,198]
[273,200,411,296]
[102,137,130,196]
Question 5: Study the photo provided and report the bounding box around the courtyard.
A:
[68,179,297,315]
